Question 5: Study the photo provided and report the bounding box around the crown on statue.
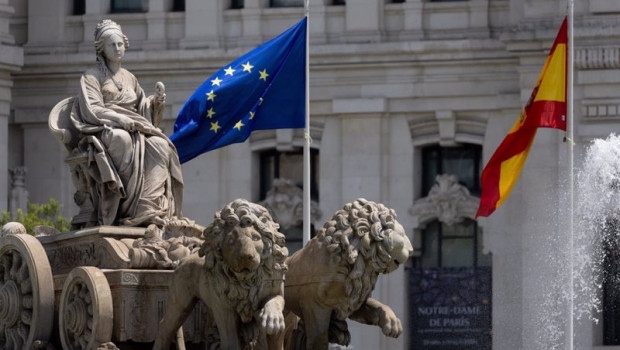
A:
[95,19,123,40]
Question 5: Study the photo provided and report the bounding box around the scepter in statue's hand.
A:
[152,81,166,127]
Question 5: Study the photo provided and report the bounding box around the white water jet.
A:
[526,134,620,349]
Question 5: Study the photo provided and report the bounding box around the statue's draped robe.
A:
[70,67,184,226]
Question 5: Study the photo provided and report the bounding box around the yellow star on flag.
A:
[210,121,221,133]
[206,108,216,119]
[242,62,254,73]
[259,69,269,81]
[224,66,235,76]
[249,111,255,120]
[206,90,216,101]
[234,120,245,131]
[211,77,222,87]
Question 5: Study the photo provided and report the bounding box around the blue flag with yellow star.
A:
[170,17,307,163]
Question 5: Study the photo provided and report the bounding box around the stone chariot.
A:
[0,94,205,349]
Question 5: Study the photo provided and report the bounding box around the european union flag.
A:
[171,17,307,163]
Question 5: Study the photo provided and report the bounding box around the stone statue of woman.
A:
[69,19,184,227]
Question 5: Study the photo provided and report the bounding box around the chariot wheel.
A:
[0,233,54,349]
[59,266,113,350]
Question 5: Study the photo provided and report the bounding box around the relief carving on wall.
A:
[259,178,322,230]
[410,174,479,228]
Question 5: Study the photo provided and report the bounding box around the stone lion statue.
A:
[283,199,413,349]
[153,199,289,350]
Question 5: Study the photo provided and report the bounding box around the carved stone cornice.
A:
[410,174,479,228]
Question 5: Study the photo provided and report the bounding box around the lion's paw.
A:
[258,304,285,335]
[379,307,403,338]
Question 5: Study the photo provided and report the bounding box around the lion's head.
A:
[199,199,288,323]
[316,198,413,318]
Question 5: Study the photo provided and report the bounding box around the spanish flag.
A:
[476,18,568,217]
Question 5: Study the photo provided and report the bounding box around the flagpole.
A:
[567,1,575,349]
[303,0,311,246]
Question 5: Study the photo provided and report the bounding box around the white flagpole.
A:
[567,1,575,349]
[303,0,311,246]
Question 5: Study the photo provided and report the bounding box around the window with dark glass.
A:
[415,144,485,269]
[260,148,319,202]
[259,148,319,253]
[414,219,490,269]
[110,0,147,13]
[172,0,185,12]
[231,0,244,9]
[332,0,345,5]
[392,0,405,3]
[73,0,86,15]
[271,0,304,8]
[422,144,481,197]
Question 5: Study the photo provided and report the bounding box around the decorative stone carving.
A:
[582,102,620,121]
[128,222,204,269]
[46,243,99,274]
[153,199,288,350]
[128,224,202,269]
[259,178,322,230]
[0,222,28,236]
[48,19,183,229]
[9,167,28,218]
[33,226,61,237]
[283,199,413,349]
[0,233,54,349]
[39,226,144,274]
[59,266,113,350]
[410,174,479,228]
[576,47,620,70]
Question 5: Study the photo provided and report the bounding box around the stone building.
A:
[2,0,620,349]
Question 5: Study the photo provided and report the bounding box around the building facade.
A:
[3,0,620,349]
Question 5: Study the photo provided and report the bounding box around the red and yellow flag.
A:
[476,18,567,218]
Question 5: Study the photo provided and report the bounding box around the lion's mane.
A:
[316,198,400,319]
[198,199,288,323]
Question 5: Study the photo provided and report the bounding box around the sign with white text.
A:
[409,267,492,349]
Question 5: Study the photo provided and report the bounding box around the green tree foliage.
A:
[0,198,71,235]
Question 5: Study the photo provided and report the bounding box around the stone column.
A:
[0,111,7,212]
[345,0,382,42]
[145,0,167,50]
[0,0,24,212]
[403,0,423,39]
[308,0,327,44]
[80,0,108,52]
[469,0,490,38]
[182,0,222,49]
[240,0,263,45]
[9,167,28,216]
[26,0,64,51]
